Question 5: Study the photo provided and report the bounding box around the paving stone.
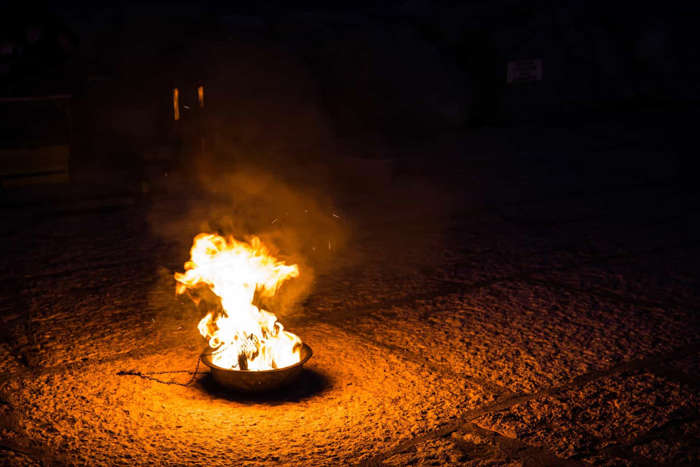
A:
[381,428,531,466]
[343,280,698,394]
[0,449,40,467]
[530,248,700,309]
[472,370,699,464]
[671,352,700,380]
[383,436,471,466]
[381,430,529,467]
[631,419,700,465]
[0,342,24,376]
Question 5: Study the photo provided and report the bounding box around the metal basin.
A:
[200,344,313,392]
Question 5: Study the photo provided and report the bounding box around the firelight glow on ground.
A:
[1,180,699,465]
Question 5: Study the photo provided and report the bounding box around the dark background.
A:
[1,0,698,195]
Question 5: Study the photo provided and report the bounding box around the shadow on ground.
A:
[196,368,333,404]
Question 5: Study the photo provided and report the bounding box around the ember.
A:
[175,233,302,371]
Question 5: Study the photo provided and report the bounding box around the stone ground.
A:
[0,128,699,465]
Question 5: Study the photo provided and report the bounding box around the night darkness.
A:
[1,1,699,465]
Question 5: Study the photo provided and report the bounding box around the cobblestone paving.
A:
[1,176,698,465]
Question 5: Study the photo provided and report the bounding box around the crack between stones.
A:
[359,341,700,466]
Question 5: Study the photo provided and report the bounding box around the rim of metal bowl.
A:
[200,343,313,374]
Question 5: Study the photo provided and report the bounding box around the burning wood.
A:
[174,233,302,371]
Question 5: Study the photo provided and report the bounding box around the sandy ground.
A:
[1,146,699,465]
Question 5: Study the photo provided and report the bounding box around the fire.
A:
[174,233,302,370]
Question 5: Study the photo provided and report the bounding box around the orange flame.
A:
[175,233,302,370]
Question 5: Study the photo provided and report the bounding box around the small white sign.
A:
[507,59,543,83]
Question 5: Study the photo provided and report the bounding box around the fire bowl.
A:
[200,344,313,392]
